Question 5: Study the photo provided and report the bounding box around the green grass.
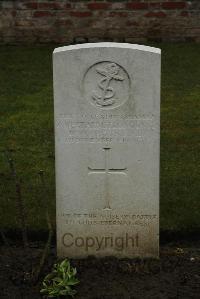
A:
[0,44,200,232]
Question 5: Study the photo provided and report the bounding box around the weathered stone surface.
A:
[53,43,161,258]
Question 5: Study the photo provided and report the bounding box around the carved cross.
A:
[88,147,127,210]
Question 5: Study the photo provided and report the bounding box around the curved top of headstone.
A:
[53,42,161,55]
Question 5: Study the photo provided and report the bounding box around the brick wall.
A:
[0,0,199,44]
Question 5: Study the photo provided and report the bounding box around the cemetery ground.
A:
[0,43,200,298]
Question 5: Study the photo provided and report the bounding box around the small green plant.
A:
[40,259,79,298]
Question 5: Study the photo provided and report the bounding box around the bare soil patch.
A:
[0,240,199,299]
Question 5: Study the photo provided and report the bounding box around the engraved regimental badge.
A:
[83,61,130,109]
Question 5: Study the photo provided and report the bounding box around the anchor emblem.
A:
[92,63,124,107]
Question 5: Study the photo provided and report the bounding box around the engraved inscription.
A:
[88,147,127,210]
[84,61,130,109]
[56,114,157,144]
[59,212,157,227]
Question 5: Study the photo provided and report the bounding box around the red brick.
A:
[25,2,38,10]
[38,2,68,10]
[38,3,56,9]
[145,11,166,18]
[54,19,72,26]
[88,3,110,10]
[55,11,69,18]
[70,11,92,18]
[149,3,161,9]
[33,11,53,18]
[64,3,71,10]
[109,11,128,17]
[127,2,148,10]
[162,2,186,10]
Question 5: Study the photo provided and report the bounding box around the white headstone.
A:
[53,43,161,258]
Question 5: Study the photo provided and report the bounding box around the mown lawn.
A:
[0,43,199,232]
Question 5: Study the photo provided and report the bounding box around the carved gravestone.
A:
[53,43,161,258]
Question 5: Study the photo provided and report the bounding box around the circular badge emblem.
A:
[83,61,130,109]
